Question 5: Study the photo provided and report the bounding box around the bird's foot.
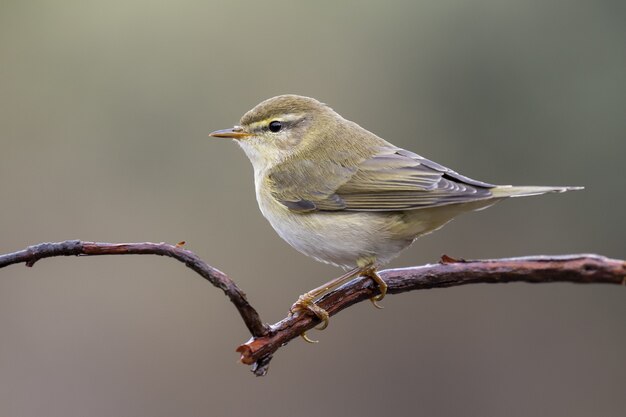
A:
[290,293,330,343]
[362,267,388,309]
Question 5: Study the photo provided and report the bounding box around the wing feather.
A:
[270,146,496,212]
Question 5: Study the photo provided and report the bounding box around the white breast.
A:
[253,174,414,269]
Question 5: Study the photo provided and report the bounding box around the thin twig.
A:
[237,254,625,376]
[0,240,268,337]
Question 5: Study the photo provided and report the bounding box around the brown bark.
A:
[1,241,623,376]
[0,240,268,338]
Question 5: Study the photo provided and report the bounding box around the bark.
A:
[1,240,623,376]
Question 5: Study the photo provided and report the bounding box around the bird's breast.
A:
[253,174,416,268]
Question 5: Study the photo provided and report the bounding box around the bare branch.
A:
[0,240,268,338]
[237,254,625,376]
[1,241,624,377]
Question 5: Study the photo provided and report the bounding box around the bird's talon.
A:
[291,293,330,330]
[369,297,385,309]
[315,316,329,330]
[308,303,330,329]
[364,268,388,309]
[300,332,319,344]
[290,293,314,315]
[372,291,385,302]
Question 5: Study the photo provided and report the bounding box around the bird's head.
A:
[209,95,339,169]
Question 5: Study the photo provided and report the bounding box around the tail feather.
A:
[491,185,584,198]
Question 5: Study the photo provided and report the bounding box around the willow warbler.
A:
[209,94,581,336]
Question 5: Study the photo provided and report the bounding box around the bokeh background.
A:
[1,1,625,416]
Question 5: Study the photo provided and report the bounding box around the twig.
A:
[0,240,268,338]
[237,254,625,376]
[1,241,624,377]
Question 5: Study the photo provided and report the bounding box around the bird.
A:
[209,94,581,340]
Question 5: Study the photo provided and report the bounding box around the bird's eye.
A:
[268,120,282,133]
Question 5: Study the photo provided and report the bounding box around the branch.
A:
[0,240,268,338]
[237,254,625,375]
[1,241,624,377]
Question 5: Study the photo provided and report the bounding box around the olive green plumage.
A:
[210,94,581,269]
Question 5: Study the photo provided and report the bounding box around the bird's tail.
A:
[491,185,583,198]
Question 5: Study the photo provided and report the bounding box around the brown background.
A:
[1,1,625,416]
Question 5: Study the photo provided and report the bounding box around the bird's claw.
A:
[291,266,388,343]
[365,268,388,309]
[300,332,319,344]
[291,293,330,331]
[369,296,385,309]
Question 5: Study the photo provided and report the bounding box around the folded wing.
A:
[269,146,496,212]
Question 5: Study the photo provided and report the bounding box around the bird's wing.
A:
[266,158,355,212]
[269,146,496,212]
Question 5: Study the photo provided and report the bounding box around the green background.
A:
[1,1,624,416]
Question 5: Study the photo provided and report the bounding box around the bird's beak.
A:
[208,126,251,140]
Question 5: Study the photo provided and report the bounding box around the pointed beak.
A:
[208,126,251,140]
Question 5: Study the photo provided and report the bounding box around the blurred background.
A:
[1,1,625,416]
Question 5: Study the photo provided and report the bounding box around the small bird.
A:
[209,94,581,339]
